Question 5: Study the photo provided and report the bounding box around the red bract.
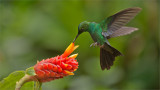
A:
[34,43,79,82]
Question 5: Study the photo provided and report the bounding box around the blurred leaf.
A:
[0,71,34,90]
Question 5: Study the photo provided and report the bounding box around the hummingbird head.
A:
[78,21,89,34]
[73,21,89,43]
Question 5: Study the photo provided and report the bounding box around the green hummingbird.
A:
[73,7,141,70]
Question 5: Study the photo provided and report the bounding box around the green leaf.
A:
[26,67,36,76]
[0,71,34,90]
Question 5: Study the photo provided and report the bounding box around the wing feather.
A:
[107,27,138,39]
[100,7,141,37]
[108,7,141,32]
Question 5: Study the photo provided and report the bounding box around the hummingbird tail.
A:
[100,43,122,70]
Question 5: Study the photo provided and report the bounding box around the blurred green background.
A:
[0,0,159,90]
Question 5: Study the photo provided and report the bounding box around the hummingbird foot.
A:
[90,42,99,47]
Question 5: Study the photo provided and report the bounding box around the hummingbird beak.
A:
[73,34,79,43]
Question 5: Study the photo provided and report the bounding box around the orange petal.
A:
[69,54,78,59]
[62,43,79,57]
[63,70,74,75]
[64,64,68,67]
[73,45,79,51]
[74,69,77,71]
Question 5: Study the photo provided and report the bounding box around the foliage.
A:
[0,71,34,90]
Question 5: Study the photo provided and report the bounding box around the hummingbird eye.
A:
[81,28,84,30]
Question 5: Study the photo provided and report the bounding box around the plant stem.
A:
[15,74,33,90]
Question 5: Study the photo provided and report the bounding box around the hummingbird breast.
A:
[88,22,106,45]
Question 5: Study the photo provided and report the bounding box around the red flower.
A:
[34,43,79,82]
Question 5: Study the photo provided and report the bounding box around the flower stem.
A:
[15,74,33,90]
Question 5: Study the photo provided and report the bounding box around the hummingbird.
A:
[73,7,142,70]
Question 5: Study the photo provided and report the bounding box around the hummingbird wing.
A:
[107,26,138,39]
[100,7,141,37]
